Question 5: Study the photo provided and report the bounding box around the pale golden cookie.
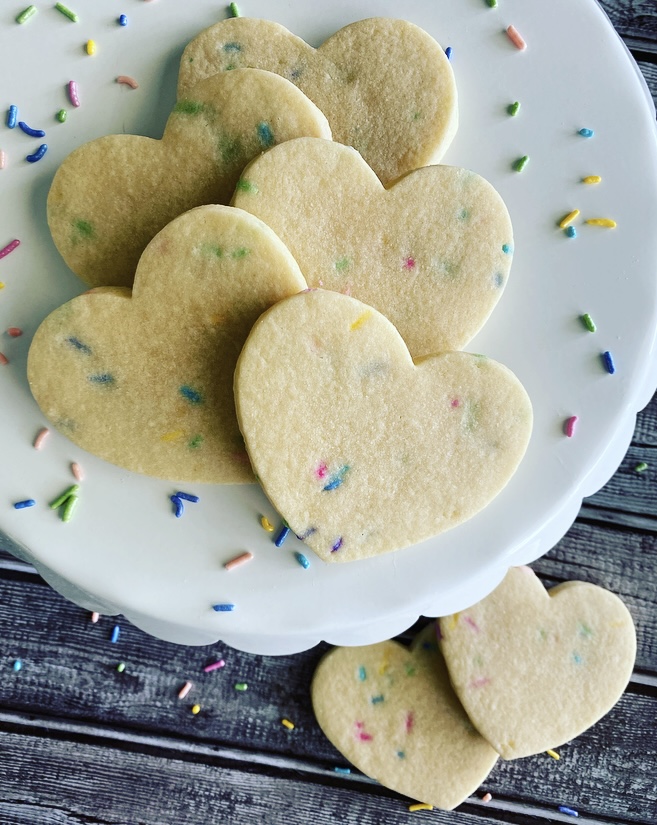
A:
[28,206,306,483]
[178,17,457,185]
[47,69,330,288]
[234,290,532,562]
[311,625,498,810]
[232,138,513,358]
[439,567,636,759]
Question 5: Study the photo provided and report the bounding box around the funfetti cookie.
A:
[311,625,498,810]
[178,17,457,186]
[439,567,637,760]
[232,138,513,358]
[234,289,532,562]
[47,68,331,288]
[28,205,306,483]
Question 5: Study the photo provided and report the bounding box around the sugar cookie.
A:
[47,69,330,288]
[28,205,306,483]
[234,289,532,562]
[232,138,513,357]
[311,624,498,810]
[178,17,457,185]
[439,567,636,759]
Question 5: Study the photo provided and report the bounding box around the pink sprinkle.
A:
[71,461,84,481]
[0,239,20,260]
[68,80,80,107]
[33,427,50,450]
[403,257,416,270]
[470,677,492,689]
[482,793,493,803]
[506,24,527,51]
[7,327,22,337]
[464,616,480,633]
[564,415,578,438]
[116,75,139,89]
[316,462,328,479]
[405,712,414,734]
[178,680,193,699]
[203,659,226,673]
[359,731,373,741]
[224,551,254,571]
[0,353,8,366]
[0,151,6,170]
[90,611,100,623]
[451,398,460,408]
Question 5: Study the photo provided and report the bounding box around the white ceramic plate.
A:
[1,0,656,654]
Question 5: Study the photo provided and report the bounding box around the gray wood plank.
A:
[599,1,657,52]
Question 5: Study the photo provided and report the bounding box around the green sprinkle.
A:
[635,462,649,473]
[218,135,242,164]
[56,109,67,123]
[335,256,351,272]
[580,313,596,332]
[371,695,384,704]
[55,2,78,22]
[188,435,204,449]
[49,484,79,510]
[513,155,529,172]
[231,247,250,259]
[486,0,498,6]
[236,179,258,194]
[74,219,95,239]
[61,494,79,523]
[507,101,521,116]
[412,111,422,121]
[201,243,223,259]
[16,5,37,24]
[405,664,416,676]
[117,663,126,673]
[459,207,471,221]
[228,2,240,16]
[173,100,206,116]
[234,682,248,692]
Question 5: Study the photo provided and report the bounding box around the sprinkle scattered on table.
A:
[7,327,22,337]
[203,659,226,673]
[56,109,67,123]
[586,218,616,228]
[408,803,434,812]
[274,524,290,547]
[0,240,21,261]
[228,2,240,17]
[178,681,193,699]
[14,499,36,509]
[559,210,580,229]
[116,75,139,89]
[85,40,97,56]
[546,749,560,760]
[558,805,579,817]
[212,603,236,612]
[565,226,577,239]
[281,718,295,730]
[234,682,248,692]
[68,81,80,107]
[33,427,50,450]
[482,792,493,803]
[582,175,601,184]
[295,552,311,570]
[110,625,120,643]
[634,462,648,473]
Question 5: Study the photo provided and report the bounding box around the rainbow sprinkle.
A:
[224,551,254,571]
[56,109,67,123]
[234,682,248,691]
[86,40,97,56]
[26,144,48,163]
[118,14,128,26]
[203,659,226,673]
[281,718,295,730]
[565,226,577,239]
[559,210,580,229]
[170,495,184,518]
[295,552,310,569]
[178,681,193,699]
[513,155,529,172]
[62,495,78,522]
[274,524,290,547]
[409,803,433,812]
[110,625,120,643]
[116,76,139,89]
[33,428,50,450]
[507,101,521,116]
[546,749,560,760]
[586,218,616,228]
[558,806,579,817]
[582,175,601,184]
[49,484,79,510]
[333,767,351,774]
[635,462,648,473]
[228,2,240,17]
[191,704,201,715]
[482,793,493,803]
[13,660,23,672]
[175,490,199,503]
[117,663,126,672]
[67,81,80,107]
[260,515,275,532]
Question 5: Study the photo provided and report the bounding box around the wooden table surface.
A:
[2,2,657,823]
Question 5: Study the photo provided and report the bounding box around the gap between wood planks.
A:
[0,709,642,825]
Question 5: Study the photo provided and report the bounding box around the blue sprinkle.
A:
[110,625,120,643]
[331,537,344,553]
[296,527,317,541]
[14,499,36,509]
[295,552,310,569]
[170,495,184,518]
[334,767,351,774]
[7,105,18,128]
[26,143,48,163]
[502,243,513,254]
[175,490,199,503]
[223,42,242,52]
[397,751,405,759]
[445,46,453,60]
[212,603,236,612]
[371,695,384,704]
[274,525,290,547]
[572,652,583,665]
[494,272,504,288]
[558,806,579,817]
[179,385,203,404]
[257,122,275,148]
[602,351,616,374]
[358,666,367,681]
[565,226,577,238]
[13,660,22,672]
[18,121,45,138]
[578,128,594,138]
[67,336,92,354]
[88,373,115,384]
[118,13,128,26]
[323,465,350,492]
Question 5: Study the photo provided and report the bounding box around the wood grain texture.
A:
[599,0,657,51]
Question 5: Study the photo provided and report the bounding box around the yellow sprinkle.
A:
[582,175,602,184]
[281,718,295,730]
[350,310,372,331]
[161,430,185,442]
[86,39,96,55]
[378,647,391,675]
[586,218,617,228]
[260,515,275,532]
[558,209,580,229]
[447,611,460,631]
[408,803,434,812]
[0,282,5,290]
[546,749,560,760]
[191,704,201,715]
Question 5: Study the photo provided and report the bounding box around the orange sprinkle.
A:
[506,24,527,50]
[116,75,139,89]
[482,792,493,803]
[224,551,254,571]
[178,681,193,699]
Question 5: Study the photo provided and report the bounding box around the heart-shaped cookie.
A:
[311,624,498,810]
[47,68,330,288]
[234,290,532,562]
[439,567,636,759]
[28,205,306,483]
[232,138,513,357]
[178,17,457,186]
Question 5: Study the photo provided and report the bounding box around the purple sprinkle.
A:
[110,625,120,643]
[274,525,290,547]
[331,537,344,553]
[175,490,199,503]
[170,495,184,518]
[14,499,36,509]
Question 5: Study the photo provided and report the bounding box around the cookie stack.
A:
[29,15,531,563]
